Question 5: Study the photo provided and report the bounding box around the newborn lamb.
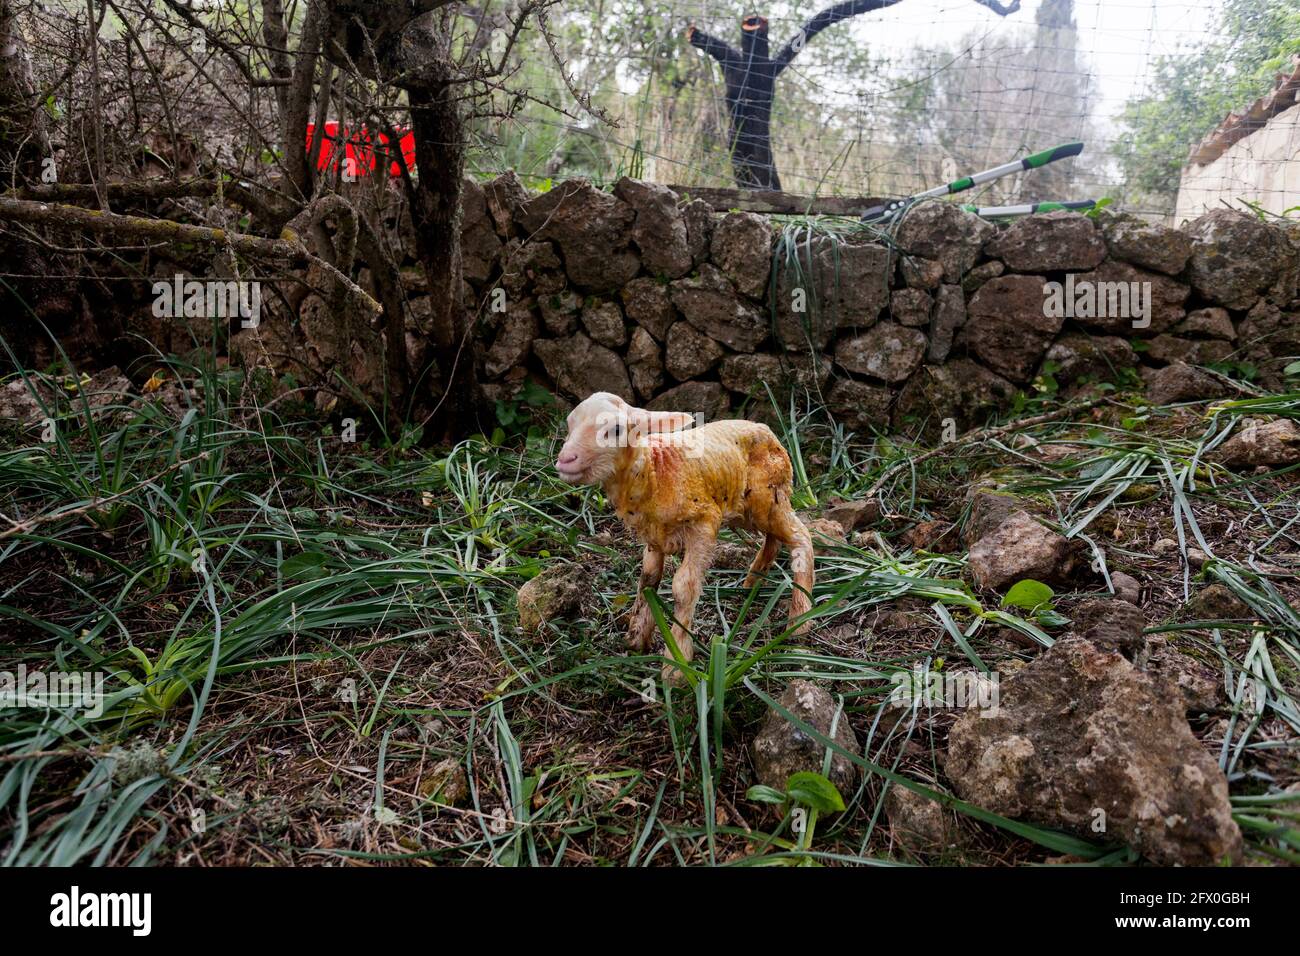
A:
[555,392,814,678]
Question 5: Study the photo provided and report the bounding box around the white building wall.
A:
[1174,102,1300,224]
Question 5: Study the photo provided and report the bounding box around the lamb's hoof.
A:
[626,631,654,654]
[661,658,690,688]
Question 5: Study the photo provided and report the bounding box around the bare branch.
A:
[0,197,379,317]
[773,1,904,71]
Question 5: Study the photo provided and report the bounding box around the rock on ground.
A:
[1068,597,1146,661]
[945,623,1243,865]
[967,510,1072,591]
[1145,636,1224,715]
[885,785,963,855]
[517,564,589,633]
[420,758,471,807]
[1184,582,1252,622]
[1,368,133,426]
[1110,571,1142,606]
[752,680,859,803]
[1214,418,1300,470]
[0,377,52,425]
[1143,363,1228,405]
[962,486,1025,546]
[802,517,847,553]
[823,498,881,534]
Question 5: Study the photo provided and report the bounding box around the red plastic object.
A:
[305,121,416,178]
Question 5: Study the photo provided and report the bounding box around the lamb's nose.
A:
[557,452,578,468]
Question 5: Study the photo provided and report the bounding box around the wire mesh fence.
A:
[457,0,1297,223]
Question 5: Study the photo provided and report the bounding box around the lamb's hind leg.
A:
[628,545,664,653]
[662,527,717,681]
[743,533,781,589]
[771,509,814,634]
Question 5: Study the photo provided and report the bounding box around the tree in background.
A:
[887,0,1096,206]
[1018,0,1085,202]
[1114,0,1300,205]
[686,0,1023,190]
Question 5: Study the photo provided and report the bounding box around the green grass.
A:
[1,360,1297,866]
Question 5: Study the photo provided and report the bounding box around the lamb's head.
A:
[556,392,694,486]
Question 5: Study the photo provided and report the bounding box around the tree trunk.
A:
[0,1,50,183]
[316,2,486,440]
[408,75,484,439]
[729,90,781,190]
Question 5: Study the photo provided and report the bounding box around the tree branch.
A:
[687,24,740,66]
[773,0,903,71]
[280,0,325,201]
[773,0,1018,73]
[0,197,379,317]
[156,0,290,88]
[973,0,1022,15]
[8,177,291,221]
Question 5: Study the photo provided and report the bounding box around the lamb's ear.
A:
[628,407,695,435]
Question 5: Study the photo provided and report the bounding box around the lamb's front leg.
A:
[628,545,664,653]
[662,527,717,681]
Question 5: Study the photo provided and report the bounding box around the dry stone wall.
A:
[461,173,1300,438]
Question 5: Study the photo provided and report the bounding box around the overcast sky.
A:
[836,0,1222,122]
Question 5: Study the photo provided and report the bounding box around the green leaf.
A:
[784,772,845,813]
[280,551,330,581]
[1001,579,1055,612]
[746,784,787,805]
